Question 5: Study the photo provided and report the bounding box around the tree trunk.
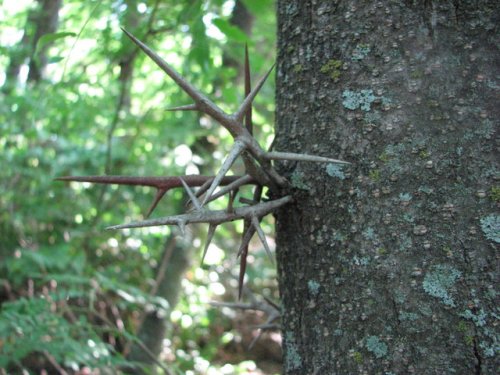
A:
[275,1,498,374]
[2,0,62,92]
[126,236,193,373]
[27,0,63,83]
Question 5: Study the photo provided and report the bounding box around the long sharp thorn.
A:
[251,216,273,263]
[263,296,280,311]
[236,63,275,122]
[195,177,214,198]
[244,44,252,135]
[204,174,253,204]
[238,245,248,300]
[201,139,246,206]
[201,224,217,265]
[237,224,255,258]
[166,104,198,111]
[248,330,263,350]
[264,151,350,165]
[121,28,233,130]
[145,188,167,218]
[179,177,201,210]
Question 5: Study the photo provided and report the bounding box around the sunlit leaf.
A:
[212,18,248,43]
[35,31,76,53]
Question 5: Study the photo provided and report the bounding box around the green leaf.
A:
[36,31,76,53]
[241,0,274,15]
[212,18,248,43]
[47,56,65,64]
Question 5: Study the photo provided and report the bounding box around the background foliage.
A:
[0,0,280,373]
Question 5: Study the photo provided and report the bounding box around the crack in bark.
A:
[472,336,482,375]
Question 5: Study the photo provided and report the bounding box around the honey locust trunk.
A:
[275,1,499,374]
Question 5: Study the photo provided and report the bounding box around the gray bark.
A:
[275,1,498,374]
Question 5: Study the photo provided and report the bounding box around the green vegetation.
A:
[0,1,280,373]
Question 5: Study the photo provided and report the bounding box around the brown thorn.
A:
[235,63,275,123]
[237,223,256,258]
[204,174,253,205]
[55,175,244,189]
[252,184,263,204]
[194,177,215,198]
[262,296,280,312]
[238,244,248,300]
[145,188,167,218]
[239,197,256,205]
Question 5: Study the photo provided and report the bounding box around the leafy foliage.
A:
[1,0,279,373]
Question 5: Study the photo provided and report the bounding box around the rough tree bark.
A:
[275,1,498,374]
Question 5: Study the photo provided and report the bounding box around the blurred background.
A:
[0,0,281,373]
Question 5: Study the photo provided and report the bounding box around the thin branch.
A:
[43,351,68,375]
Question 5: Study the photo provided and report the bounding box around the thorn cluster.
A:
[210,291,280,349]
[57,29,349,299]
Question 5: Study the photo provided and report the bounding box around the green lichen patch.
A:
[320,59,343,80]
[422,264,461,307]
[369,169,380,182]
[399,192,412,203]
[290,170,310,191]
[284,332,302,370]
[342,89,376,111]
[460,309,487,327]
[480,214,500,243]
[399,311,419,321]
[351,44,371,61]
[293,63,303,73]
[326,163,345,179]
[490,186,500,202]
[307,280,320,296]
[352,351,363,363]
[365,335,388,358]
